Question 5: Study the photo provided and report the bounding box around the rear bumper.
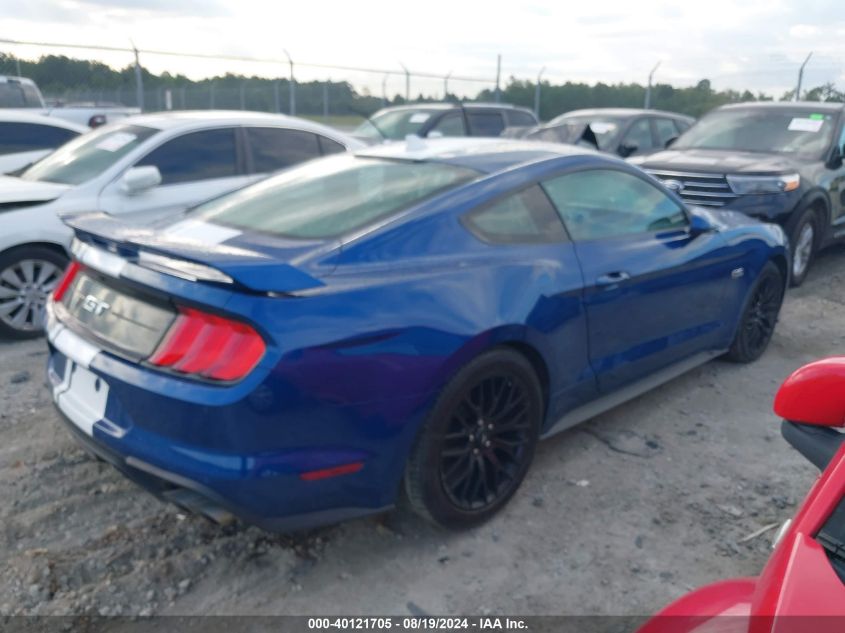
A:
[45,317,402,531]
[51,401,388,532]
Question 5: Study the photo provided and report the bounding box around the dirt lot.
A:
[1,246,844,619]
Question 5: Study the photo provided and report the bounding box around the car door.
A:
[462,185,597,418]
[98,127,255,224]
[542,167,734,393]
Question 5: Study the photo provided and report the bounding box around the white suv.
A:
[0,110,364,338]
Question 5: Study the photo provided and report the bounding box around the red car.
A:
[639,357,845,633]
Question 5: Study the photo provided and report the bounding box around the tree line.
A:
[1,53,842,120]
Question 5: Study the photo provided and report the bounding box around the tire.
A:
[0,245,68,339]
[787,206,820,287]
[725,261,785,363]
[404,348,543,529]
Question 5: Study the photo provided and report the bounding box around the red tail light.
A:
[149,307,265,381]
[52,261,81,302]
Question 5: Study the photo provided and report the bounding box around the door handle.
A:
[595,271,631,287]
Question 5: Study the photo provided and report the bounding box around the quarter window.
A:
[467,112,506,137]
[246,127,321,173]
[542,169,687,241]
[137,128,238,185]
[0,122,79,154]
[507,110,538,127]
[318,136,346,155]
[464,186,567,243]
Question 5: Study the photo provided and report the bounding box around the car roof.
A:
[355,137,597,173]
[717,101,845,113]
[0,109,88,131]
[555,107,693,120]
[112,110,363,145]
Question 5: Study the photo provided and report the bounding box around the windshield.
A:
[541,115,625,151]
[673,109,837,158]
[190,154,479,240]
[21,124,158,185]
[354,109,442,141]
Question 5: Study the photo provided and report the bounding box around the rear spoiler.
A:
[64,212,326,294]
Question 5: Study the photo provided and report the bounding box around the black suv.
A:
[637,102,845,285]
[354,103,538,142]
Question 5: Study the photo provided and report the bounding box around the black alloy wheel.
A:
[405,349,542,529]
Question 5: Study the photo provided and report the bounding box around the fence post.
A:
[273,81,280,113]
[534,66,545,118]
[323,81,329,120]
[210,82,215,109]
[284,49,295,116]
[131,42,144,111]
[240,81,246,110]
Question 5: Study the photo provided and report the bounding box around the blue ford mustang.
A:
[46,138,789,531]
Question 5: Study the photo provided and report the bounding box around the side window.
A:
[137,128,237,185]
[463,185,567,243]
[675,118,693,134]
[0,122,79,154]
[0,83,25,107]
[467,112,506,137]
[542,169,687,241]
[507,110,538,127]
[318,135,346,155]
[430,112,466,137]
[246,127,321,173]
[621,119,654,154]
[654,118,680,148]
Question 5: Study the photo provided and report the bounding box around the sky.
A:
[1,0,844,98]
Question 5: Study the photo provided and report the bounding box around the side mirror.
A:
[618,142,638,158]
[688,212,715,236]
[775,358,845,427]
[775,357,845,470]
[120,166,161,195]
[665,136,678,148]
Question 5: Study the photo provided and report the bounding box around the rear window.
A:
[190,154,479,240]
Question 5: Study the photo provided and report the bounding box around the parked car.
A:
[510,108,694,158]
[636,102,845,286]
[639,356,845,633]
[353,103,538,142]
[0,110,87,174]
[0,110,364,338]
[0,75,139,127]
[45,137,787,532]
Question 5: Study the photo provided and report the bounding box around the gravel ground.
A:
[1,246,844,619]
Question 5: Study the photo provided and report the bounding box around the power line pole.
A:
[795,52,813,102]
[644,61,661,109]
[494,54,501,103]
[534,66,546,118]
[130,40,144,111]
[382,73,389,106]
[443,71,452,100]
[284,49,295,115]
